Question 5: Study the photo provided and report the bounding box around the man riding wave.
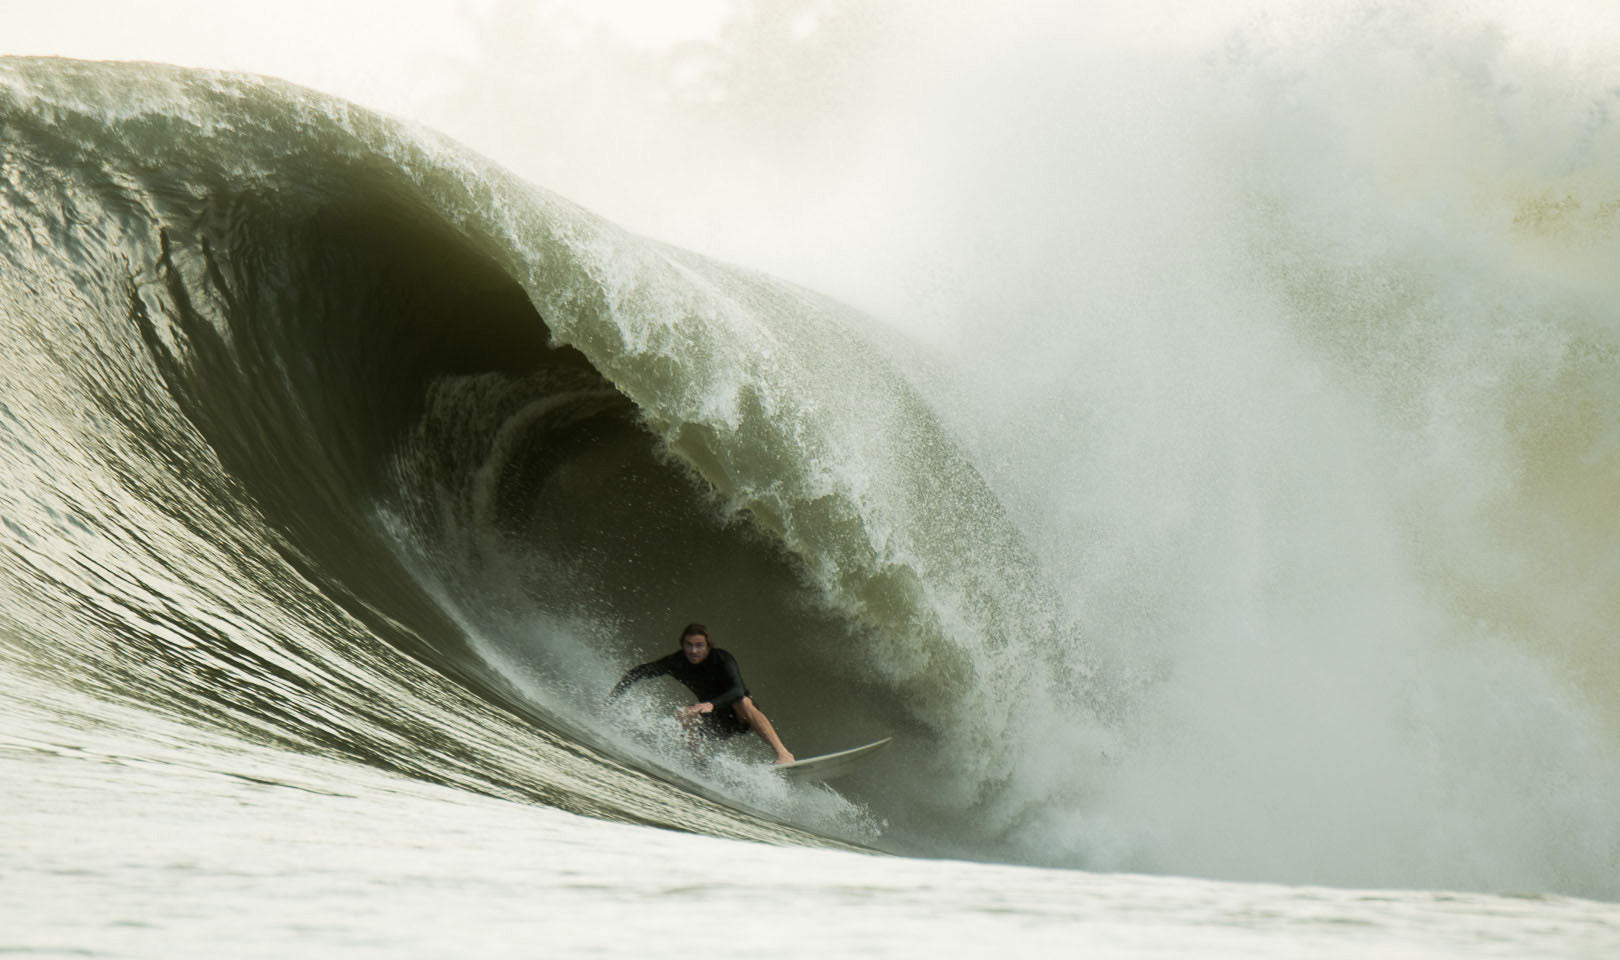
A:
[611,622,795,765]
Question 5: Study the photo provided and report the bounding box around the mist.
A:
[417,0,1620,893]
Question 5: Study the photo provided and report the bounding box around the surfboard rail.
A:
[773,737,892,782]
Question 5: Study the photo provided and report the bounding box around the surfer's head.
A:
[679,623,711,663]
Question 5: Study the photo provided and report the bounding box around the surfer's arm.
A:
[609,658,672,699]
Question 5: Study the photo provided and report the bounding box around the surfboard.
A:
[773,737,892,782]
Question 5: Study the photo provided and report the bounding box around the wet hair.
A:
[679,622,710,645]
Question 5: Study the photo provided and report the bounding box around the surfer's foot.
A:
[774,752,795,765]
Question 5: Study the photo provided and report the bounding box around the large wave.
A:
[2,40,1618,900]
[0,55,1090,855]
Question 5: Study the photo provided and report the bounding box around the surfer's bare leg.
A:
[733,696,794,764]
[677,709,710,763]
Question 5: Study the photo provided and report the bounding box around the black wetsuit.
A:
[611,648,753,737]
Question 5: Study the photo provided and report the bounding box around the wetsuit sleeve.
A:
[704,650,748,710]
[610,655,674,699]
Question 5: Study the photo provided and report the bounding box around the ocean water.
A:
[8,681,1619,958]
[3,8,1620,954]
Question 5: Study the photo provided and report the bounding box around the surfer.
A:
[611,623,795,765]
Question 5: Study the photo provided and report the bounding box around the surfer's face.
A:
[681,633,710,664]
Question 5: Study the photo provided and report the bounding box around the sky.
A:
[0,1,726,118]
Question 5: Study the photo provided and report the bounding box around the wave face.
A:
[2,53,1618,898]
[0,56,1080,853]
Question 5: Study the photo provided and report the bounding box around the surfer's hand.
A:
[677,702,714,719]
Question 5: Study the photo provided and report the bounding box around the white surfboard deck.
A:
[773,737,892,782]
